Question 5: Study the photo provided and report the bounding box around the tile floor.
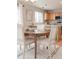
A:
[52,47,62,59]
[17,47,62,59]
[17,37,62,59]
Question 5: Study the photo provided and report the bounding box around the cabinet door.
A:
[26,9,33,21]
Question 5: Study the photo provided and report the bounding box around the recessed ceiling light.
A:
[31,0,37,2]
[26,0,29,1]
[45,4,47,6]
[25,0,37,3]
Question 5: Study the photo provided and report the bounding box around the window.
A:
[35,11,43,23]
[35,11,44,31]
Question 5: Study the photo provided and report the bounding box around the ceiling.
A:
[33,0,62,10]
[18,0,62,10]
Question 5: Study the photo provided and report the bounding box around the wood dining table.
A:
[24,30,50,59]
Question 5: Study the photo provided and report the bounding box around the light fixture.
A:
[26,0,29,1]
[26,0,37,3]
[31,0,36,2]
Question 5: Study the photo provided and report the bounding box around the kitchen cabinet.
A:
[44,11,62,21]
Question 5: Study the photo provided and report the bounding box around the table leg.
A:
[23,40,25,59]
[34,35,37,59]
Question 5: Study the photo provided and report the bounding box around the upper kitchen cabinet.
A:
[44,11,62,21]
[44,11,55,24]
[44,11,54,21]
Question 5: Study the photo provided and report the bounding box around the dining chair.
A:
[17,25,35,59]
[24,35,35,49]
[37,22,58,59]
[23,33,35,59]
